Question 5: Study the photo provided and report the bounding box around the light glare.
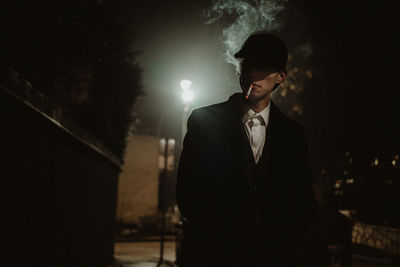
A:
[182,89,194,102]
[180,80,192,91]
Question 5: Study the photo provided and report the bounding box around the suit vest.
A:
[240,122,272,235]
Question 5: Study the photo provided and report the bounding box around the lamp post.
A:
[157,80,194,267]
[157,138,175,267]
[173,80,194,266]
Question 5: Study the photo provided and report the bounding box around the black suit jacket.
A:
[176,93,316,266]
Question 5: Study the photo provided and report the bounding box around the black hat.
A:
[234,32,288,71]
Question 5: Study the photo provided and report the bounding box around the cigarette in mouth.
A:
[245,84,253,99]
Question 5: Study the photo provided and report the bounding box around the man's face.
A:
[242,68,286,102]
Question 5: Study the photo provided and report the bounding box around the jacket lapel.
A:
[226,93,286,186]
[222,93,254,186]
[262,100,286,187]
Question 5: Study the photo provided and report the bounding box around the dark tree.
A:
[0,0,142,158]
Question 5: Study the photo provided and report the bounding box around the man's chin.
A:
[246,93,270,104]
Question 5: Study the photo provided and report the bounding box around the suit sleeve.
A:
[175,110,210,224]
[297,126,317,230]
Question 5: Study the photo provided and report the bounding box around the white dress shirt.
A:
[241,101,271,164]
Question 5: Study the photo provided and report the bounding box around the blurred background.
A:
[1,0,399,266]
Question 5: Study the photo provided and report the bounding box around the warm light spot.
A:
[374,158,379,166]
[159,138,166,153]
[168,139,176,150]
[291,105,303,115]
[346,178,355,184]
[306,70,313,78]
[392,160,396,166]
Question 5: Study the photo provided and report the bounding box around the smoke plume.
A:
[204,0,288,72]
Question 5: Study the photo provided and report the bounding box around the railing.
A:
[353,223,400,255]
[0,66,121,168]
[1,70,121,266]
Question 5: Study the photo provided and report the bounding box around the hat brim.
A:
[234,51,243,58]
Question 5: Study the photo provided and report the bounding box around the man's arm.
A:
[297,126,317,229]
[175,110,210,224]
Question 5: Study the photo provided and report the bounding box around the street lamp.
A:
[158,80,195,267]
[180,79,194,103]
[176,79,194,266]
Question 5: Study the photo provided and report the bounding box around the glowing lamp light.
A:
[180,79,194,103]
[180,79,192,91]
[182,89,194,102]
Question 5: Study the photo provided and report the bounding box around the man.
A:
[176,32,317,267]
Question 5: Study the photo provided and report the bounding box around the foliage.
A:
[0,0,142,159]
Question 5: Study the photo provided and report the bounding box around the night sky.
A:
[109,0,399,154]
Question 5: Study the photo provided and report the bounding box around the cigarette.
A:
[245,84,253,99]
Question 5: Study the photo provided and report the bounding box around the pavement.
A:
[114,240,176,267]
[113,240,399,267]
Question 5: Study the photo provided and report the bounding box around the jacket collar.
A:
[227,92,284,127]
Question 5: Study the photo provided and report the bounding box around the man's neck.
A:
[247,95,270,113]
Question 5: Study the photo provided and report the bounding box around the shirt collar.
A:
[240,100,271,126]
